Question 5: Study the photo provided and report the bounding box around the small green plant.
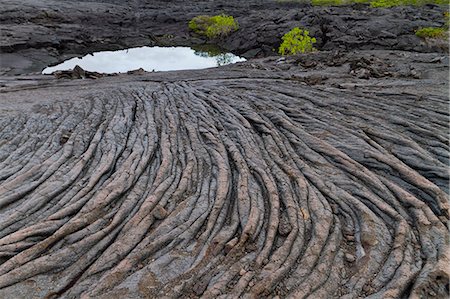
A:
[278,27,317,55]
[189,14,239,39]
[415,27,447,38]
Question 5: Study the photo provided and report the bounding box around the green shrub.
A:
[279,27,317,55]
[189,14,239,39]
[415,27,447,38]
[189,16,211,34]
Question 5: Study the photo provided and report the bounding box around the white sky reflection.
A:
[42,46,246,74]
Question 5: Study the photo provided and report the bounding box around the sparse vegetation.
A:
[279,27,317,55]
[415,11,449,39]
[415,27,447,38]
[189,14,239,39]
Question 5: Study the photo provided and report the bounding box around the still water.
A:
[42,46,246,74]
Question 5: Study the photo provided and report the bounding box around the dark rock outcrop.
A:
[0,0,447,75]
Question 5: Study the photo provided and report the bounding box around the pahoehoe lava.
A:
[0,51,448,298]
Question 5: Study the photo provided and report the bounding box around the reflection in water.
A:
[192,44,237,66]
[42,46,246,74]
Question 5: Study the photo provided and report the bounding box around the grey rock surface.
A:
[0,50,448,298]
